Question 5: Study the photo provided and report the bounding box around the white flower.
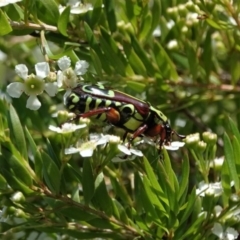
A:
[57,56,89,89]
[59,2,93,15]
[196,181,223,197]
[111,144,143,162]
[7,62,58,110]
[49,122,86,133]
[64,133,143,160]
[210,156,224,168]
[212,223,238,240]
[64,133,110,157]
[134,137,184,151]
[0,0,21,7]
[164,141,185,151]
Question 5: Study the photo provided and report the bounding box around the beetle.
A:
[65,83,185,150]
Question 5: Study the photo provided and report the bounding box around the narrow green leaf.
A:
[150,0,161,35]
[143,157,169,207]
[82,159,95,204]
[124,43,147,76]
[142,175,167,215]
[92,173,113,215]
[41,151,61,194]
[58,6,70,36]
[59,206,96,221]
[90,48,103,77]
[112,199,129,224]
[109,176,132,205]
[186,43,198,79]
[0,9,12,35]
[179,187,197,226]
[139,13,152,42]
[126,81,146,93]
[1,169,34,194]
[39,0,59,23]
[224,133,239,190]
[103,0,117,32]
[89,0,103,27]
[232,136,240,181]
[9,104,27,159]
[84,22,98,46]
[228,117,240,144]
[206,19,222,29]
[25,127,43,180]
[221,151,231,207]
[153,41,178,80]
[1,143,32,186]
[131,35,156,76]
[135,173,162,225]
[177,154,190,201]
[0,173,7,190]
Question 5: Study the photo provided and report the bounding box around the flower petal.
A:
[63,89,72,105]
[130,149,143,157]
[74,60,89,75]
[35,62,50,79]
[44,82,58,96]
[57,71,64,87]
[118,144,131,155]
[6,82,24,98]
[57,56,71,71]
[15,64,28,80]
[26,95,41,110]
[80,148,94,157]
[0,0,22,7]
[65,147,79,155]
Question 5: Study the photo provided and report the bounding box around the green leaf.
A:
[89,0,103,27]
[221,152,231,207]
[206,18,222,29]
[58,6,70,36]
[153,41,178,80]
[100,28,127,76]
[9,104,27,160]
[1,169,33,194]
[143,157,169,209]
[82,159,95,204]
[177,154,190,201]
[90,48,103,77]
[92,172,113,215]
[103,0,117,32]
[126,81,146,93]
[135,172,162,225]
[1,143,33,186]
[84,22,98,46]
[0,173,7,190]
[38,0,59,25]
[25,127,43,180]
[186,43,198,79]
[224,133,239,190]
[232,136,240,180]
[178,187,197,226]
[109,175,132,206]
[112,199,129,224]
[41,151,61,194]
[0,9,12,35]
[59,206,96,221]
[142,175,167,217]
[228,117,240,144]
[150,0,161,36]
[131,35,156,76]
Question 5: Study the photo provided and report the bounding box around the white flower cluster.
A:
[6,56,89,110]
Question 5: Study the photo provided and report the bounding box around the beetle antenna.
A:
[173,130,186,140]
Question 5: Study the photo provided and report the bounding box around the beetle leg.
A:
[69,107,120,124]
[128,124,148,149]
